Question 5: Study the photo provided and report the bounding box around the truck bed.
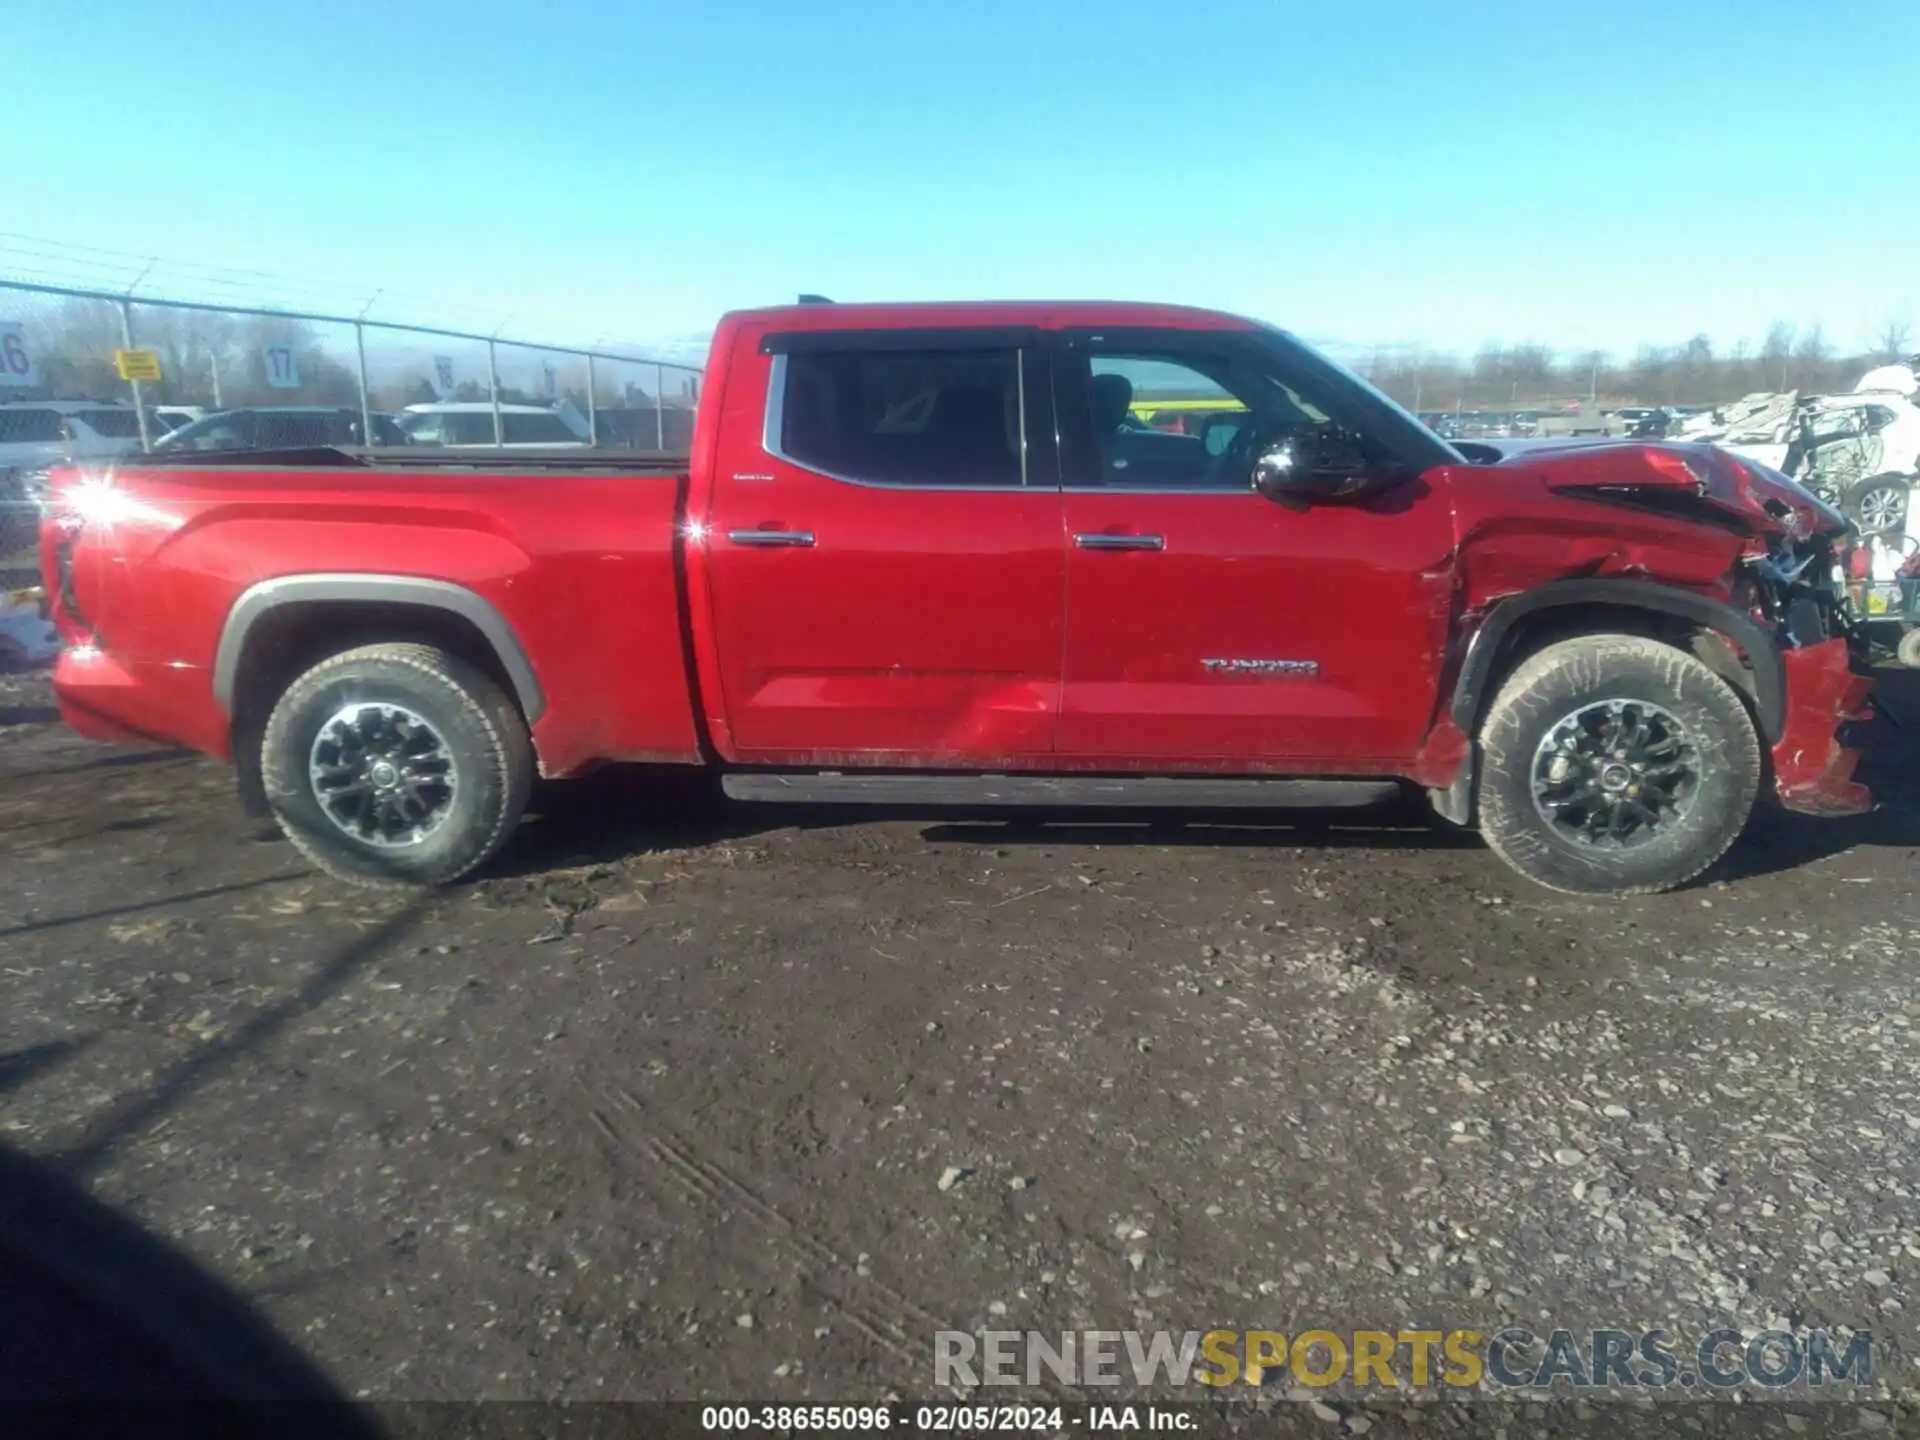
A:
[44,449,704,778]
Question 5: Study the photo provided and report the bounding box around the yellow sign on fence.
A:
[113,348,162,382]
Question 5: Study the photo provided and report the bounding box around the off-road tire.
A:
[1477,635,1761,895]
[260,643,533,887]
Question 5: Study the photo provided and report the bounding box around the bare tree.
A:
[1761,322,1796,391]
[1875,313,1914,362]
[1570,349,1609,402]
[1792,324,1833,392]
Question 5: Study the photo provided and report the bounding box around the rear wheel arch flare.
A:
[213,574,546,723]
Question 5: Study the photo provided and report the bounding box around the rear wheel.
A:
[1844,473,1910,537]
[260,643,533,887]
[1476,635,1761,895]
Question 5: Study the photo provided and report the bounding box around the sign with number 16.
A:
[0,322,39,387]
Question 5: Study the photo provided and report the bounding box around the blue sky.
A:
[10,0,1919,363]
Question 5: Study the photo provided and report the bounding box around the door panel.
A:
[1061,489,1455,763]
[702,341,1064,763]
[1053,335,1457,766]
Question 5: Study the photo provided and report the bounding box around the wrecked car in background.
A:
[1683,388,1920,537]
[39,300,1873,899]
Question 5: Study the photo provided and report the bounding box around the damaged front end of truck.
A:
[1446,440,1876,821]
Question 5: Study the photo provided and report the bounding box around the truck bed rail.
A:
[96,446,690,474]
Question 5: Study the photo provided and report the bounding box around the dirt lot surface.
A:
[4,662,1920,1435]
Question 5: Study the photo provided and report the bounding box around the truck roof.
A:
[724,299,1264,333]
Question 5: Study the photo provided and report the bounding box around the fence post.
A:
[487,338,503,447]
[118,299,152,452]
[355,322,373,448]
[586,354,598,447]
[655,363,666,450]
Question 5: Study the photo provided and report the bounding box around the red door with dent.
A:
[701,332,1063,764]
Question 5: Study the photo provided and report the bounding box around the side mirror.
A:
[1250,428,1381,505]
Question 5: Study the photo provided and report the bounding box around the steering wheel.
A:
[1213,416,1267,486]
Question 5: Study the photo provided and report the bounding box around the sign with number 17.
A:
[264,344,301,389]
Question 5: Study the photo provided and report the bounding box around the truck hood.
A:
[1461,439,1846,542]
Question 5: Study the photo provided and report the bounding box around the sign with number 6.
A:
[0,323,39,387]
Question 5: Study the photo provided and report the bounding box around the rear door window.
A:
[774,346,1026,486]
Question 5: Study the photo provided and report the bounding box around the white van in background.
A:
[398,402,589,449]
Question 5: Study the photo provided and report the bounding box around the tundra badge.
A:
[1202,658,1319,677]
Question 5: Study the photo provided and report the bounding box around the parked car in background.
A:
[0,401,147,467]
[398,402,589,448]
[587,405,698,451]
[154,407,408,453]
[153,406,208,434]
[1534,403,1618,437]
[1854,356,1917,399]
[1,403,148,541]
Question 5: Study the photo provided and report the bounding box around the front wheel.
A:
[260,643,534,887]
[1475,635,1761,895]
[1898,627,1920,670]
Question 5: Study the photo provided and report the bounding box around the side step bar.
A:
[720,773,1401,809]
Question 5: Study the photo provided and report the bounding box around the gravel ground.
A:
[3,662,1920,1436]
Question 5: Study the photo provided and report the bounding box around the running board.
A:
[720,773,1401,809]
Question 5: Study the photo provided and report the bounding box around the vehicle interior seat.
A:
[922,384,1015,481]
[1089,372,1134,437]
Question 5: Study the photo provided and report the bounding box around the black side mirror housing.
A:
[1249,428,1384,506]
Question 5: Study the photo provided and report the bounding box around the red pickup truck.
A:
[40,300,1872,895]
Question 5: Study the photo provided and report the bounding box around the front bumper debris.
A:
[1771,637,1874,816]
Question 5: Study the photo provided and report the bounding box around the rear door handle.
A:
[1073,533,1165,551]
[727,529,815,548]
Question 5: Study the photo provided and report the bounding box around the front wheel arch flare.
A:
[1450,580,1784,745]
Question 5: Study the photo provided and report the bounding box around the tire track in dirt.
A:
[580,1079,953,1377]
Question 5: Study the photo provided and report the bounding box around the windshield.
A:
[1256,327,1465,469]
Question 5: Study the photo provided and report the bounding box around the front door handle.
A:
[727,529,816,548]
[1073,532,1165,551]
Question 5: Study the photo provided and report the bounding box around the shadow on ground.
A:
[0,1141,376,1424]
[492,670,1920,887]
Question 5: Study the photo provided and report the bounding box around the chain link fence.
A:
[0,278,702,456]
